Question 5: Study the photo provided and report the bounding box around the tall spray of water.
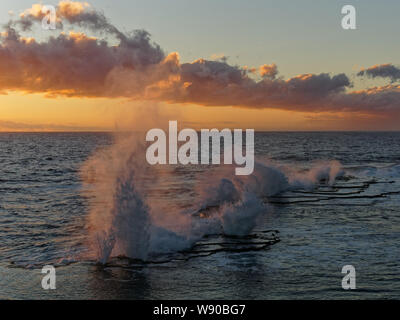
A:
[81,135,153,263]
[81,130,344,264]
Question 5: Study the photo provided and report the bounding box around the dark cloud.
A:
[358,64,400,83]
[1,1,400,115]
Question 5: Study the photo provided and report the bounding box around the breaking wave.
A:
[80,133,344,264]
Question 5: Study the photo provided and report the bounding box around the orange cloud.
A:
[58,0,89,17]
[1,1,400,116]
[259,63,277,79]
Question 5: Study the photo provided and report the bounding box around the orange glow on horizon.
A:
[1,92,398,132]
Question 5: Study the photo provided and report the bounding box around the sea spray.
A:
[81,134,152,263]
[81,133,344,263]
[109,171,151,260]
[220,193,264,236]
[196,161,344,236]
[285,160,344,190]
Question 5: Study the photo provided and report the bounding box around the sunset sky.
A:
[0,0,399,131]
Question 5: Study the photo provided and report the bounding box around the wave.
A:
[80,133,345,264]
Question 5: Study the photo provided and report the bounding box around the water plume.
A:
[81,131,344,264]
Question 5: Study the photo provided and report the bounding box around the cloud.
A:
[1,1,400,115]
[0,26,167,97]
[210,53,228,62]
[259,63,277,79]
[358,64,400,83]
[0,120,106,131]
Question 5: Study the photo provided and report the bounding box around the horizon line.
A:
[1,130,400,134]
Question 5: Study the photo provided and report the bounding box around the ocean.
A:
[0,132,399,299]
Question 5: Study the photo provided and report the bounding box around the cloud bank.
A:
[1,1,399,115]
[0,119,106,131]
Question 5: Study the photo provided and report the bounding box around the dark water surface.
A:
[1,132,400,299]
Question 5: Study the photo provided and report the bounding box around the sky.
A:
[0,0,399,131]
